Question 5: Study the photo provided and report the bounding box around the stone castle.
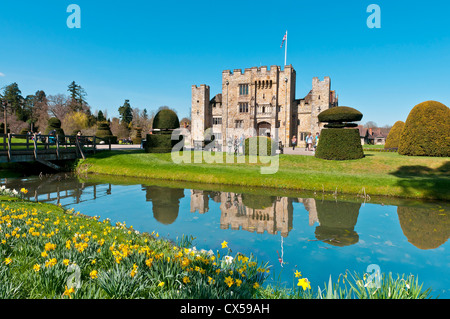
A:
[191,64,338,149]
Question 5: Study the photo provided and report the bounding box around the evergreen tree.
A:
[97,110,106,122]
[2,82,25,121]
[67,81,87,112]
[118,99,133,125]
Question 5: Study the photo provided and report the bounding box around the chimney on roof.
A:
[369,128,373,135]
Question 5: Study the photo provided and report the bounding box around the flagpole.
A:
[284,30,287,66]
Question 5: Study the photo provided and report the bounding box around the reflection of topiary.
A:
[144,185,185,225]
[315,106,364,160]
[398,101,450,157]
[241,193,276,209]
[244,136,275,156]
[384,121,405,149]
[314,200,361,247]
[96,121,117,144]
[152,109,180,130]
[397,205,449,250]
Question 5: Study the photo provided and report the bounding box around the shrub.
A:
[44,117,65,142]
[152,109,180,130]
[398,101,450,157]
[144,133,181,153]
[384,121,404,149]
[132,127,143,145]
[145,109,181,153]
[318,106,363,124]
[244,136,275,156]
[96,122,117,144]
[315,128,364,160]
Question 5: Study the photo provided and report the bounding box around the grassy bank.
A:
[76,150,450,201]
[0,195,434,299]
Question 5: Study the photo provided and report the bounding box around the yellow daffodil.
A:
[158,282,165,287]
[90,270,98,279]
[183,276,190,284]
[62,285,75,299]
[294,270,302,278]
[224,276,234,287]
[253,282,260,289]
[33,264,41,272]
[3,257,12,265]
[221,240,228,249]
[297,278,311,291]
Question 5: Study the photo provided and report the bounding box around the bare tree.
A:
[47,94,70,120]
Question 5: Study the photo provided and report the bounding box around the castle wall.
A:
[192,66,337,149]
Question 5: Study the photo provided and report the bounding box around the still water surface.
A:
[2,174,449,298]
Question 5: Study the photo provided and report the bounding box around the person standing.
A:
[306,133,313,151]
[314,132,320,150]
[291,135,297,150]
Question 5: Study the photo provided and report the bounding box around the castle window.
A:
[213,117,222,125]
[239,103,249,113]
[235,120,244,128]
[239,84,249,95]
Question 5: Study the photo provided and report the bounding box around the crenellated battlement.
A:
[222,65,293,78]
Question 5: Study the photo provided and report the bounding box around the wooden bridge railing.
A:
[0,133,111,162]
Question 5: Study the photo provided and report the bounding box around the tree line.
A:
[0,81,189,138]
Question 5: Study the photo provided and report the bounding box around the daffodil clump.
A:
[0,195,270,299]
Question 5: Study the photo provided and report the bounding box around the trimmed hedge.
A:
[152,109,180,130]
[244,136,275,156]
[96,122,117,144]
[144,133,182,153]
[44,117,65,142]
[318,106,363,124]
[384,121,405,149]
[315,128,364,160]
[398,101,450,157]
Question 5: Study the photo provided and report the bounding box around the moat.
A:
[2,173,449,298]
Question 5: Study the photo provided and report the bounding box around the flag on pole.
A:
[280,32,287,48]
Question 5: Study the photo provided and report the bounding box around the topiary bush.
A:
[315,106,364,160]
[144,133,182,153]
[132,127,143,145]
[384,121,405,149]
[44,117,65,142]
[315,128,364,160]
[145,109,181,153]
[398,101,450,157]
[152,109,180,130]
[96,121,117,144]
[244,136,275,156]
[318,106,363,128]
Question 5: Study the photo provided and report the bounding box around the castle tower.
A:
[310,76,336,135]
[191,84,210,148]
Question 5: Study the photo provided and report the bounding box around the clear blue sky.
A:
[0,0,449,126]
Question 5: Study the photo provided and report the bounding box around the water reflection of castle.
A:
[190,190,362,245]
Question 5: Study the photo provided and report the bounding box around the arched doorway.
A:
[257,122,271,137]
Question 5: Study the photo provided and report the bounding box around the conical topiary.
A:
[96,121,117,144]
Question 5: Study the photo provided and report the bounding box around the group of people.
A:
[291,132,320,152]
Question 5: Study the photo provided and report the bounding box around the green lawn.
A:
[77,150,450,201]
